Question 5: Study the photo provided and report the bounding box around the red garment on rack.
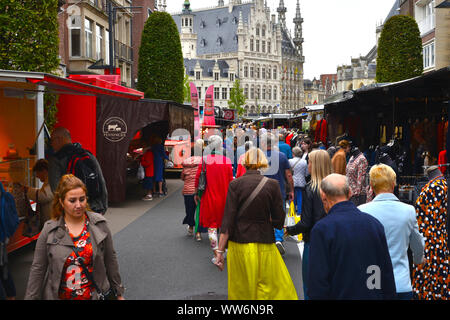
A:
[320,119,328,146]
[437,121,448,153]
[315,119,322,143]
[438,150,447,174]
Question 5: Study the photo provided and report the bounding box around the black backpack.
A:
[67,148,101,200]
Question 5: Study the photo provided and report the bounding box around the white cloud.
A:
[166,0,396,79]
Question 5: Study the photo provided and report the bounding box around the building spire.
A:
[277,0,287,27]
[182,0,191,14]
[293,0,304,60]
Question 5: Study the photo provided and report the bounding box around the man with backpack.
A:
[48,127,108,214]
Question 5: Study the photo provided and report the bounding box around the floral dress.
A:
[58,217,94,300]
[412,176,450,300]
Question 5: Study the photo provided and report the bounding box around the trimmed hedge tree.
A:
[0,0,60,72]
[138,12,184,103]
[376,15,423,83]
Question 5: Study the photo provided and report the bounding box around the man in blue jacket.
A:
[308,174,397,300]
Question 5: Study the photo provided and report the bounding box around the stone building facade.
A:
[58,0,136,87]
[172,0,304,115]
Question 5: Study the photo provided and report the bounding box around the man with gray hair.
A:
[307,173,396,299]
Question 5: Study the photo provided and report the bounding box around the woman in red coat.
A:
[195,135,234,264]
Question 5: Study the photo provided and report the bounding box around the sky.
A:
[165,0,398,80]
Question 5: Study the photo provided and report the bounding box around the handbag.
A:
[197,156,207,192]
[22,189,40,238]
[71,245,118,300]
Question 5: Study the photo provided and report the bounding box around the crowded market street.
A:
[8,178,304,300]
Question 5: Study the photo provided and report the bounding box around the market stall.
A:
[0,70,46,252]
[324,66,450,204]
[2,70,194,213]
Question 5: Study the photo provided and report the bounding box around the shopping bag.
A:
[286,201,302,242]
[137,164,145,181]
[22,190,40,238]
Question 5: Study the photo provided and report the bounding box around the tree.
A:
[137,12,184,103]
[376,15,423,83]
[228,79,246,116]
[0,0,60,72]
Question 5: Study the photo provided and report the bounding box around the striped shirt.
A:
[181,156,202,195]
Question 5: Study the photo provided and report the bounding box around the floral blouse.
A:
[58,216,94,300]
[346,153,368,196]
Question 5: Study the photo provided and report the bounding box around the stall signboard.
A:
[223,109,236,121]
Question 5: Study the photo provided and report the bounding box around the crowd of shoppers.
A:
[180,123,448,300]
[2,121,449,300]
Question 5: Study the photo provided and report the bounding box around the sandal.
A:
[195,233,202,241]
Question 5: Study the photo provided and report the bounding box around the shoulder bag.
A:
[290,158,302,174]
[197,156,207,192]
[71,245,118,300]
[238,177,269,215]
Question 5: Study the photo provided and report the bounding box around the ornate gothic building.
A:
[172,0,304,115]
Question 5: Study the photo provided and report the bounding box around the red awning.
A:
[27,73,144,100]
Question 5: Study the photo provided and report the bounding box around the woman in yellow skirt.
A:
[214,148,298,300]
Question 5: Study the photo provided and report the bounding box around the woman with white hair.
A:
[195,135,234,264]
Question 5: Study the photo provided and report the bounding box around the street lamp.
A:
[106,0,142,75]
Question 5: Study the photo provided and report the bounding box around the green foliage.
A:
[0,0,60,72]
[228,79,246,116]
[137,12,184,103]
[183,74,191,103]
[376,15,423,83]
[44,91,59,134]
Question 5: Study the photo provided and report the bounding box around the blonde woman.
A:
[285,149,332,299]
[215,148,298,300]
[25,174,124,300]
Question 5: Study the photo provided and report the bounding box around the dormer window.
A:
[200,38,207,47]
[216,37,223,46]
[232,16,238,24]
[216,18,221,27]
[200,20,205,28]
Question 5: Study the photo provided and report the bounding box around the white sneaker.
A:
[276,241,286,255]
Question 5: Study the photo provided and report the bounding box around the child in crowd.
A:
[141,145,155,201]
